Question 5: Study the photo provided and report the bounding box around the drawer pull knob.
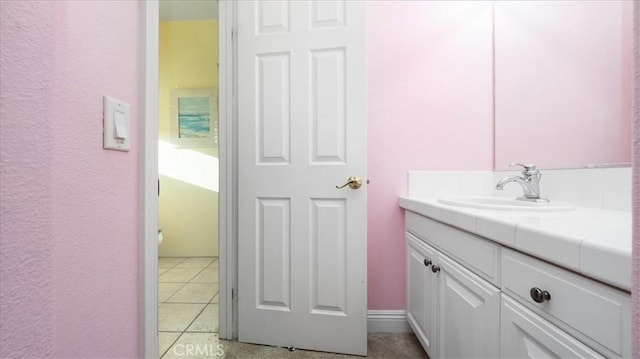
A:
[423,259,432,267]
[431,265,441,273]
[530,287,551,303]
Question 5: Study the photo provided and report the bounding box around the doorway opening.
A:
[156,1,220,357]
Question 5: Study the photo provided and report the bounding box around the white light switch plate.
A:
[103,96,131,152]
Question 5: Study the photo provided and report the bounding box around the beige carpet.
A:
[219,333,428,358]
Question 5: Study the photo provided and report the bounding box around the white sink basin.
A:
[438,196,575,212]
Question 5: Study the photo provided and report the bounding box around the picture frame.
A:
[170,88,218,148]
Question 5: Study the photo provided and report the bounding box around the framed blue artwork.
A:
[170,88,218,147]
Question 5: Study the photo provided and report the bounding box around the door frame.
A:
[217,0,237,342]
[139,1,237,357]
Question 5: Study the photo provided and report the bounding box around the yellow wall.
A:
[159,20,218,257]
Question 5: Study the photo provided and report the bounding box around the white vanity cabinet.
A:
[406,234,436,354]
[500,295,603,358]
[405,211,632,359]
[406,233,500,359]
[501,248,631,358]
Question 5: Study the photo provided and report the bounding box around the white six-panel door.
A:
[237,1,366,355]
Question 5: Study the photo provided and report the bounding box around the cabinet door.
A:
[406,233,436,356]
[436,252,500,359]
[501,295,604,358]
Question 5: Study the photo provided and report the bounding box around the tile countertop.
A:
[399,196,632,292]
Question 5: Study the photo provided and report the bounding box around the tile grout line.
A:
[159,257,219,358]
[159,262,210,283]
[159,256,189,271]
[180,303,210,339]
[160,331,184,359]
[160,282,189,304]
[180,291,219,332]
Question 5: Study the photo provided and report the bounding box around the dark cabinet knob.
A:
[423,259,432,267]
[431,265,441,273]
[530,287,551,303]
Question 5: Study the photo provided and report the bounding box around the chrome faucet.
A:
[495,163,549,202]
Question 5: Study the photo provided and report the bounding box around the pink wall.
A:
[494,0,632,170]
[1,1,140,358]
[1,1,633,357]
[366,1,494,309]
[1,2,56,357]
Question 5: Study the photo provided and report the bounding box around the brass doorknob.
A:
[336,176,362,190]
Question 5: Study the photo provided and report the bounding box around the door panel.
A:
[256,198,290,310]
[257,0,289,34]
[311,1,345,28]
[237,0,366,355]
[257,54,290,164]
[311,48,346,163]
[310,198,347,315]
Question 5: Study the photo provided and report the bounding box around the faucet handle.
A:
[510,162,537,171]
[510,163,540,176]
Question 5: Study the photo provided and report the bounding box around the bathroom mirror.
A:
[493,1,633,170]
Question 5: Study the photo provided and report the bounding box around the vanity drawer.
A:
[406,211,500,286]
[501,248,631,358]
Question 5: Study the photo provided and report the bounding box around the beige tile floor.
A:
[158,257,427,358]
[159,257,219,358]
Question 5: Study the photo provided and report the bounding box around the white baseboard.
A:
[367,310,411,333]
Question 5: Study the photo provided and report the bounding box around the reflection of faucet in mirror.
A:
[495,163,549,203]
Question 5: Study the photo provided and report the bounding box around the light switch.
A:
[103,96,131,151]
[114,111,128,139]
